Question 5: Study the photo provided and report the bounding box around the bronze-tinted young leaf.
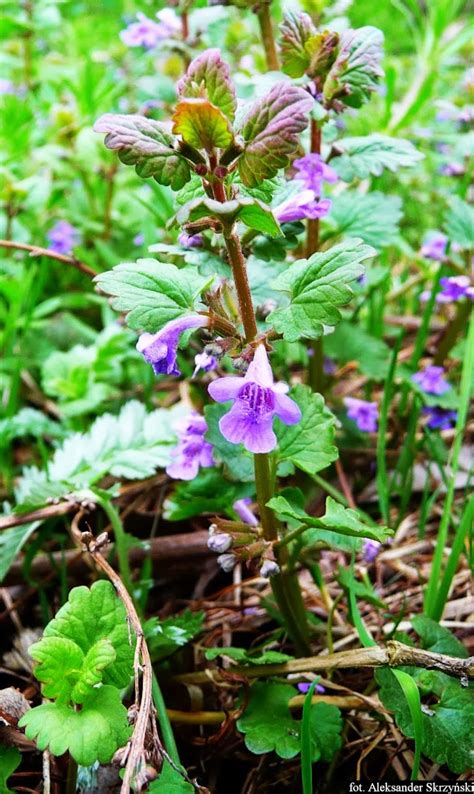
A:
[172,98,233,152]
[280,11,318,78]
[324,26,384,108]
[237,83,313,187]
[177,48,237,122]
[94,113,191,190]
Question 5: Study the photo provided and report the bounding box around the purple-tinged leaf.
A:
[324,26,384,108]
[237,83,313,188]
[172,98,234,152]
[280,11,318,78]
[177,48,237,122]
[94,113,191,190]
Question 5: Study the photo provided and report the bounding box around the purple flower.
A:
[297,682,326,694]
[420,232,448,261]
[0,79,16,96]
[120,10,179,48]
[439,162,465,177]
[47,221,79,254]
[323,357,337,375]
[275,190,331,224]
[193,351,217,377]
[293,153,338,194]
[363,540,381,563]
[208,533,233,553]
[233,497,258,527]
[217,553,237,573]
[136,314,209,376]
[166,411,214,481]
[178,231,204,248]
[439,276,473,302]
[133,233,145,246]
[260,560,280,578]
[344,398,378,433]
[411,366,450,395]
[208,345,301,454]
[422,406,457,430]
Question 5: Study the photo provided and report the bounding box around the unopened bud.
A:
[217,553,237,573]
[208,533,233,553]
[214,165,228,178]
[195,163,208,176]
[208,523,219,535]
[260,560,280,578]
[233,357,249,373]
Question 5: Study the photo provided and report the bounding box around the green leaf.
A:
[0,408,64,448]
[0,747,21,794]
[325,192,402,249]
[444,197,474,250]
[331,134,423,181]
[308,702,343,761]
[337,567,386,608]
[237,83,313,187]
[324,26,384,108]
[280,11,318,78]
[0,521,39,583]
[268,493,392,543]
[41,580,134,690]
[149,761,194,793]
[204,647,293,665]
[237,682,301,758]
[176,196,281,237]
[19,685,131,767]
[268,240,374,341]
[377,669,474,773]
[276,385,338,475]
[94,113,191,190]
[411,615,468,658]
[204,403,255,482]
[172,98,233,151]
[177,48,236,121]
[324,321,391,380]
[163,469,251,522]
[95,259,208,333]
[145,610,204,662]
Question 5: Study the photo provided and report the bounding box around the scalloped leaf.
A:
[19,685,131,767]
[324,26,384,108]
[237,83,313,187]
[331,134,424,181]
[94,114,191,190]
[267,240,375,341]
[172,98,233,152]
[280,11,318,78]
[177,49,236,121]
[276,385,338,475]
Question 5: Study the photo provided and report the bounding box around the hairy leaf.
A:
[0,408,64,448]
[411,616,468,658]
[325,192,402,249]
[163,469,252,522]
[177,49,236,121]
[172,98,233,151]
[280,11,318,78]
[444,197,474,249]
[324,321,391,380]
[176,196,281,237]
[237,83,313,187]
[268,240,374,341]
[149,761,194,793]
[324,26,384,108]
[237,682,301,758]
[19,685,131,767]
[331,134,423,181]
[268,494,392,543]
[94,114,190,190]
[308,702,343,761]
[276,385,338,474]
[95,259,208,333]
[146,610,204,662]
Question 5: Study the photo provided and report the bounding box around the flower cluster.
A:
[274,153,337,224]
[120,10,180,49]
[166,412,214,481]
[420,276,474,304]
[47,221,80,255]
[344,397,378,433]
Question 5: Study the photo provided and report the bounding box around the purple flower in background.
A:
[208,345,301,454]
[120,10,180,48]
[363,539,381,563]
[133,233,145,246]
[439,276,474,302]
[297,682,326,694]
[422,406,457,430]
[233,497,258,527]
[439,162,465,177]
[178,231,204,248]
[344,397,378,433]
[275,190,331,223]
[411,366,450,395]
[0,79,16,95]
[420,232,448,261]
[137,314,209,376]
[47,221,79,254]
[293,153,338,194]
[323,357,337,375]
[166,412,214,480]
[193,351,218,378]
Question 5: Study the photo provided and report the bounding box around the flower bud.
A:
[217,553,237,573]
[208,533,233,553]
[260,560,280,578]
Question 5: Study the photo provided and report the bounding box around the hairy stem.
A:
[255,2,279,71]
[223,230,258,343]
[306,119,325,393]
